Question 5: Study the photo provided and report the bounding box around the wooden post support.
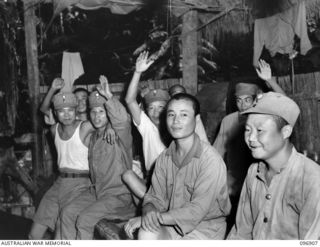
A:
[23,0,43,177]
[182,10,198,95]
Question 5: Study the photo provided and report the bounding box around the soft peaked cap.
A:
[89,91,107,108]
[241,92,300,126]
[53,92,77,110]
[144,89,170,105]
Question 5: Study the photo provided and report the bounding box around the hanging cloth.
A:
[253,1,312,66]
[61,52,84,92]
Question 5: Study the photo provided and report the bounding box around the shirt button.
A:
[266,194,271,200]
[263,217,268,223]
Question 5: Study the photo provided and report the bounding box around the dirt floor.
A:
[0,210,32,239]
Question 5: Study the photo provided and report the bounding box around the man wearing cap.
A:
[228,92,320,239]
[40,78,90,124]
[29,89,94,239]
[58,75,136,239]
[213,60,285,203]
[123,51,170,200]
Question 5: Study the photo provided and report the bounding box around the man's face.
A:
[236,94,255,112]
[245,114,286,161]
[55,107,76,126]
[90,106,108,130]
[166,99,196,140]
[146,100,167,127]
[75,91,88,113]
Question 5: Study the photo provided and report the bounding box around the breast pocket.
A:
[184,182,195,201]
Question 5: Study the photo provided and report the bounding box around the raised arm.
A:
[256,59,285,95]
[125,51,155,125]
[40,78,64,116]
[97,75,128,126]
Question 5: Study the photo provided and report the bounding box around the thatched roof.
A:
[45,0,144,15]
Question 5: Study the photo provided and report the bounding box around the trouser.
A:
[59,189,135,240]
[32,176,90,236]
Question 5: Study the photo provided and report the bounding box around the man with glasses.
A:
[213,60,284,230]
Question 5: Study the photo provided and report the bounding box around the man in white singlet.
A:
[29,92,94,239]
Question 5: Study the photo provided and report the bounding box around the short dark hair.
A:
[272,115,289,130]
[73,88,89,95]
[167,93,200,116]
[168,84,186,97]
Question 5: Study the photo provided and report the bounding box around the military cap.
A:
[144,89,169,106]
[88,91,107,108]
[242,92,300,127]
[52,92,77,110]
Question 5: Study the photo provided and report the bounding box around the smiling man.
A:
[73,88,89,121]
[58,76,136,240]
[29,91,93,239]
[213,61,285,232]
[135,93,230,240]
[228,92,320,239]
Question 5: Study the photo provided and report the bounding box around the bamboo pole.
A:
[23,0,43,177]
[182,10,198,95]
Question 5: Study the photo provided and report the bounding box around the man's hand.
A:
[103,125,116,144]
[141,204,161,233]
[51,78,64,91]
[256,59,272,81]
[124,217,142,239]
[135,51,155,73]
[97,75,113,100]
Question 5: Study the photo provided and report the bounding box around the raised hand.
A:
[256,59,272,81]
[97,75,113,100]
[51,78,64,91]
[135,51,155,73]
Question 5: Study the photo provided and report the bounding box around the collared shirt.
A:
[213,111,254,195]
[88,97,133,197]
[143,134,231,239]
[134,111,210,172]
[228,147,320,239]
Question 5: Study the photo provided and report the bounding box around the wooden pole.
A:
[23,0,43,177]
[182,10,198,95]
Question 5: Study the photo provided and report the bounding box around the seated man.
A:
[228,92,320,239]
[123,52,210,201]
[29,91,93,239]
[127,93,231,240]
[213,59,285,199]
[58,76,136,240]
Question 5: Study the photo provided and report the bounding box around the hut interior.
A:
[0,0,320,239]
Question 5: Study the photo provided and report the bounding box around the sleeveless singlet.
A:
[54,122,89,171]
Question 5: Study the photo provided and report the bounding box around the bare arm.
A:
[125,51,155,125]
[40,78,64,116]
[256,59,285,95]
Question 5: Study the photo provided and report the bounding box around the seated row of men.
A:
[29,52,320,240]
